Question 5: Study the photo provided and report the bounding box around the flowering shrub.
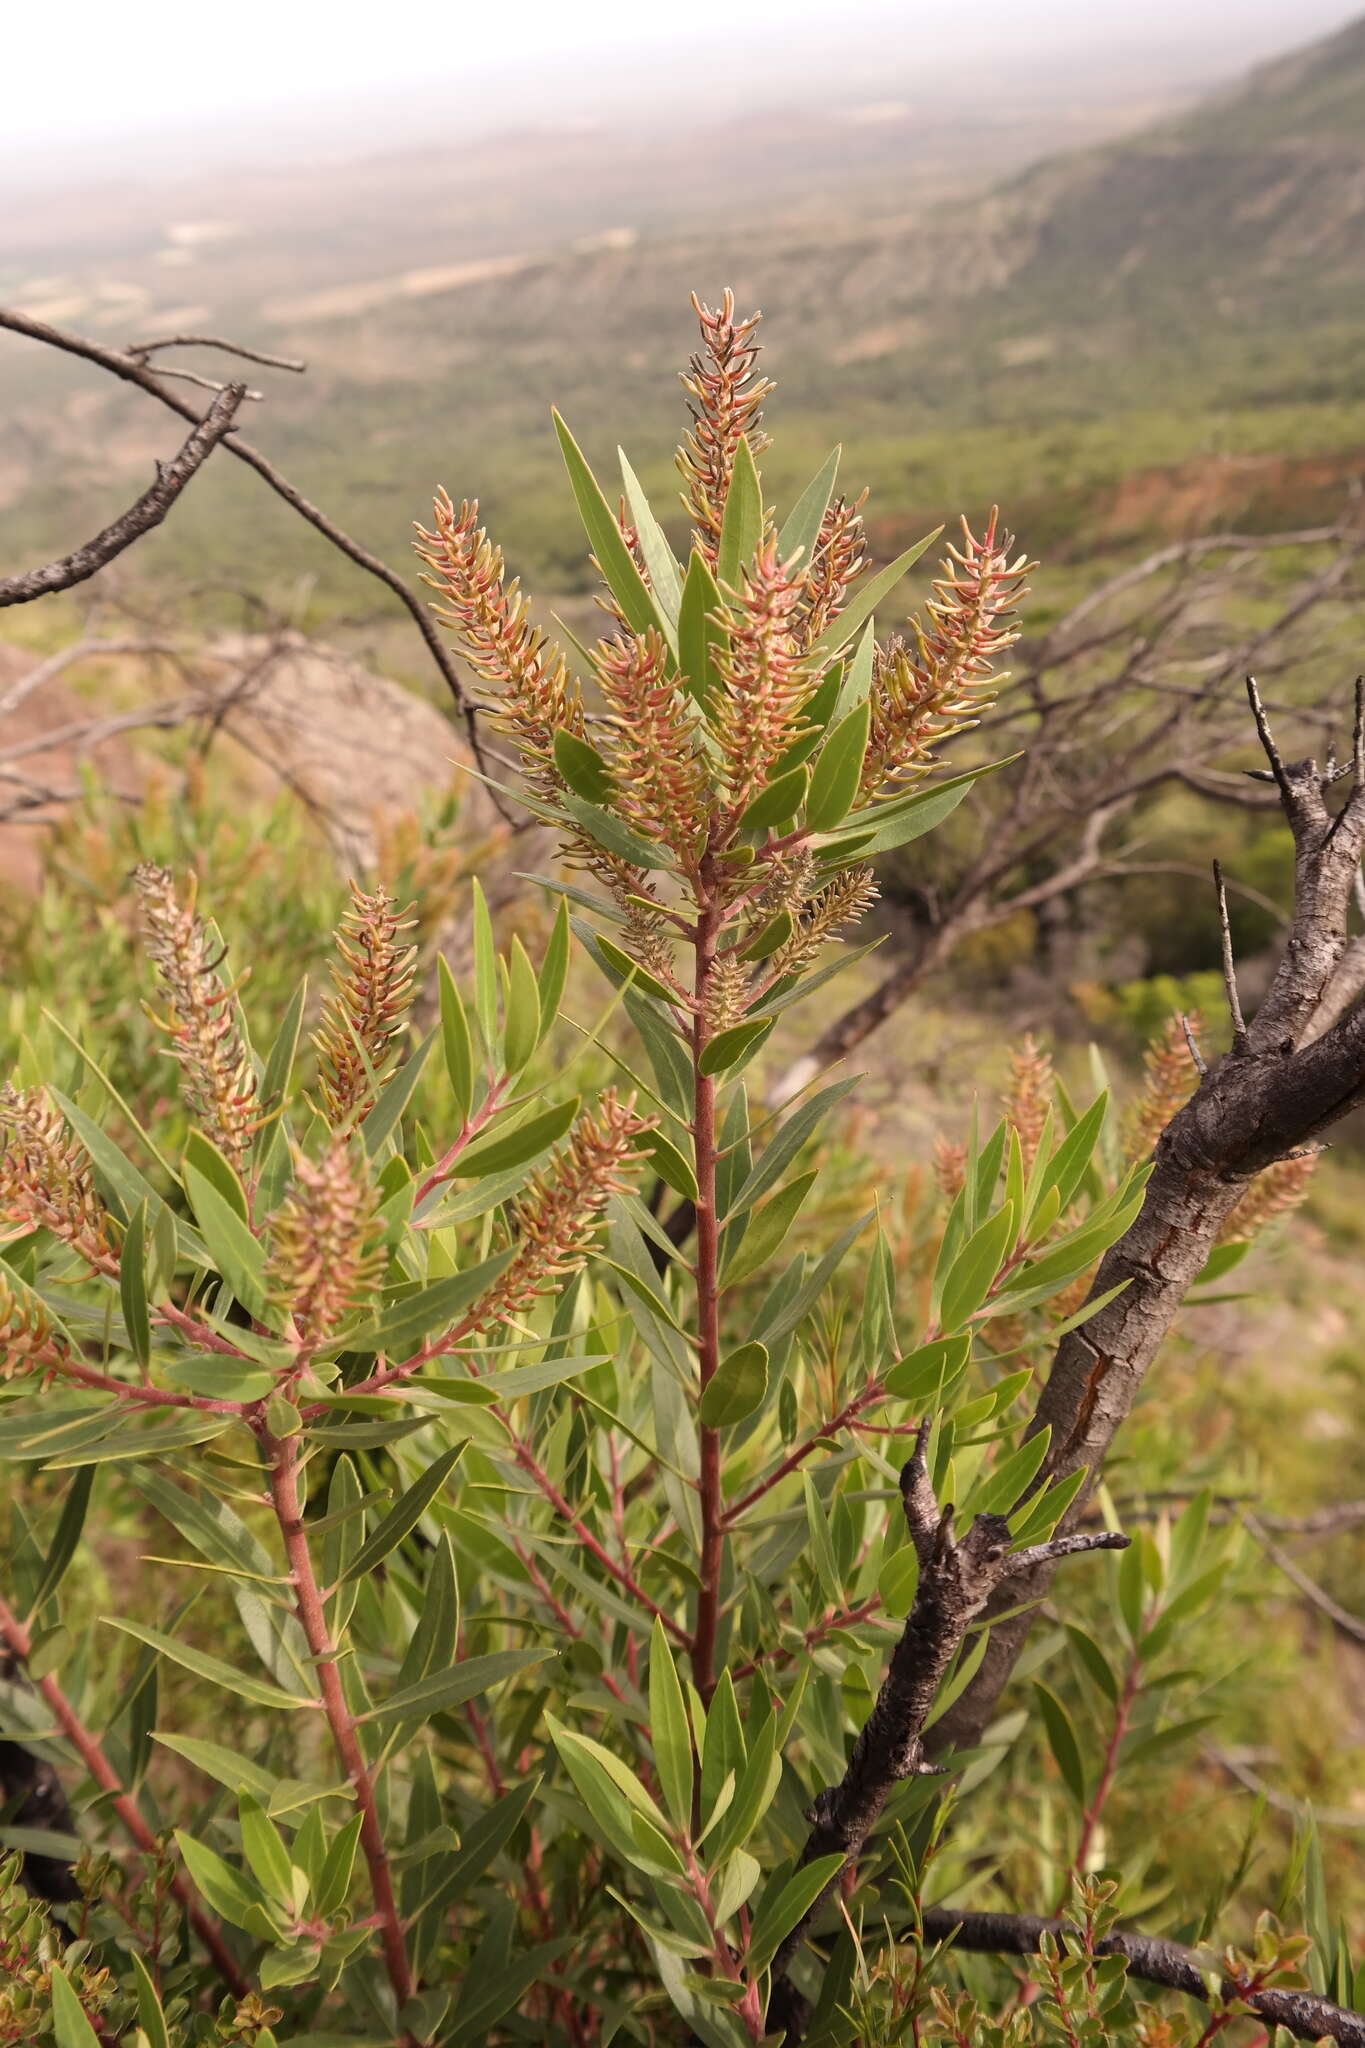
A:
[0,297,1351,2048]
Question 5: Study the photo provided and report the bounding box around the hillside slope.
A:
[2,15,1363,603]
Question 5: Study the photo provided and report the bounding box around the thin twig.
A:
[127,333,306,372]
[1213,859,1248,1046]
[916,1906,1365,2046]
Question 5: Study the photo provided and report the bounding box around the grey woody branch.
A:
[936,674,1365,1756]
[0,384,245,609]
[916,1907,1365,2047]
[0,305,485,770]
[767,1420,1126,2040]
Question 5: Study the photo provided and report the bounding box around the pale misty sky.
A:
[8,0,1361,159]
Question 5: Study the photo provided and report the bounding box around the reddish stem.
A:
[263,1431,418,2037]
[1058,1645,1142,1911]
[690,886,725,1699]
[0,1591,246,1997]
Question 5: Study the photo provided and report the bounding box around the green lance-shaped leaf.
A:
[740,909,794,963]
[778,443,841,569]
[833,617,876,719]
[739,763,809,832]
[554,410,675,647]
[119,1198,151,1371]
[327,1251,514,1359]
[698,1342,769,1428]
[562,791,676,871]
[724,1076,861,1219]
[340,1442,465,1583]
[699,1017,774,1077]
[968,1424,1052,1519]
[360,1030,434,1159]
[183,1164,268,1321]
[1034,1682,1088,1808]
[537,898,571,1045]
[715,434,764,592]
[131,1954,171,2048]
[313,1811,364,1919]
[591,931,679,1009]
[470,877,499,1054]
[48,1966,104,2048]
[239,1792,296,1906]
[620,447,684,621]
[809,526,942,659]
[805,699,871,833]
[554,728,616,805]
[183,1127,250,1224]
[30,1467,95,1615]
[454,1096,581,1178]
[677,547,727,710]
[107,1619,305,1710]
[721,1169,816,1287]
[502,937,541,1078]
[174,1830,277,1933]
[641,1127,699,1203]
[877,1542,920,1618]
[937,1200,1016,1330]
[361,1647,555,1731]
[438,956,474,1126]
[648,1616,694,1829]
[747,1855,848,1974]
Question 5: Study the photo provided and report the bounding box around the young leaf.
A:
[699,1018,773,1077]
[810,527,942,658]
[537,899,571,1046]
[48,1967,103,2048]
[938,1201,1016,1331]
[340,1442,465,1583]
[677,548,727,710]
[503,937,541,1078]
[118,1198,151,1371]
[715,434,763,592]
[438,956,474,1126]
[739,764,808,831]
[805,700,870,833]
[648,1616,694,1830]
[698,1342,769,1428]
[620,447,685,621]
[779,444,841,569]
[455,1098,580,1179]
[554,410,672,645]
[554,728,616,805]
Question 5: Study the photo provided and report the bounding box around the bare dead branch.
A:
[0,635,186,720]
[1203,1745,1365,1832]
[0,305,490,779]
[127,333,306,372]
[1241,1510,1365,1648]
[0,384,245,609]
[932,674,1365,1760]
[766,1421,1125,2037]
[914,1906,1365,2046]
